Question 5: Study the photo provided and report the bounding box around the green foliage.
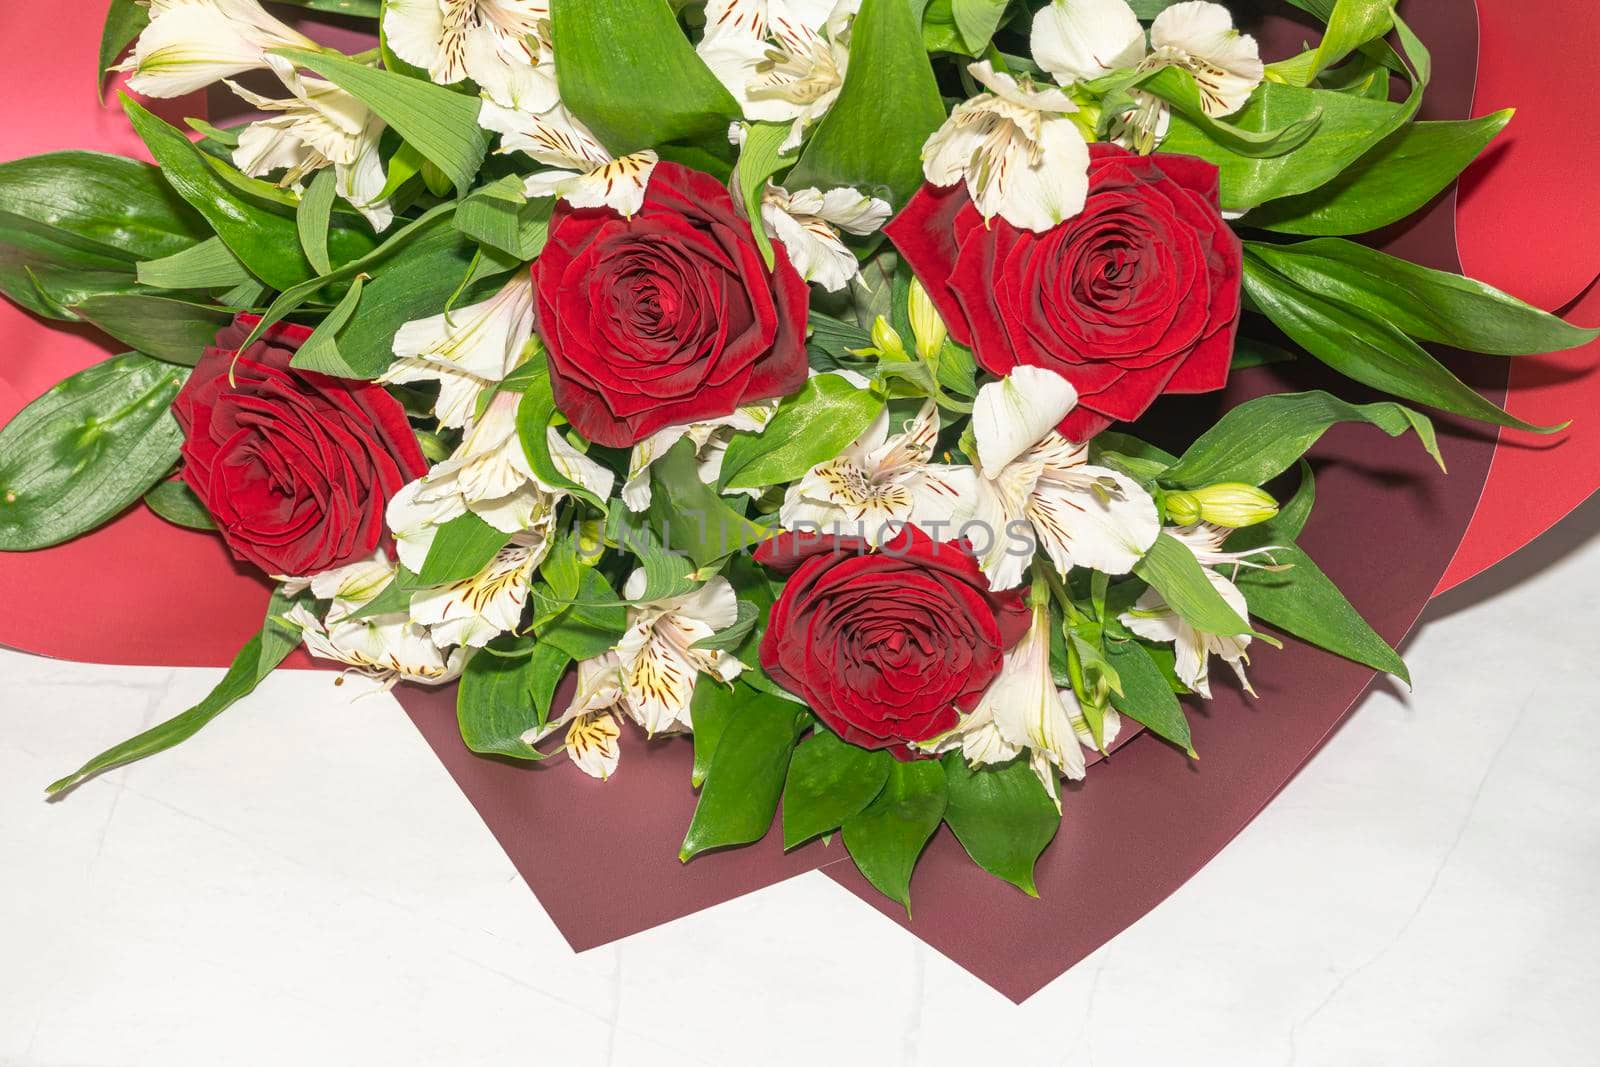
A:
[681,683,810,860]
[457,637,568,760]
[1105,640,1194,757]
[415,511,512,586]
[782,728,892,849]
[734,122,799,269]
[297,169,338,276]
[1134,533,1253,637]
[0,353,186,550]
[70,294,233,367]
[648,440,769,568]
[144,479,214,531]
[456,178,553,261]
[720,374,883,490]
[941,753,1060,896]
[842,758,947,913]
[513,358,610,510]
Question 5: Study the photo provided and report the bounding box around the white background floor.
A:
[3,496,1598,1066]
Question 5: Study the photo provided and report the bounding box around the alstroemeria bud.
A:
[1173,483,1279,528]
[850,315,910,362]
[907,278,947,360]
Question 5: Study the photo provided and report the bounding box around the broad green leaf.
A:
[1162,389,1440,489]
[1090,431,1179,485]
[1133,532,1252,637]
[274,48,490,195]
[782,728,892,849]
[689,600,760,653]
[123,97,320,290]
[1284,0,1395,86]
[735,122,798,269]
[941,753,1060,896]
[456,177,554,261]
[1246,112,1512,235]
[1161,84,1403,212]
[137,237,252,291]
[680,683,808,860]
[648,440,769,567]
[297,168,337,276]
[720,374,883,490]
[513,357,609,510]
[98,0,149,88]
[290,275,368,377]
[144,478,214,531]
[0,353,186,550]
[46,590,300,796]
[689,678,738,789]
[1243,253,1562,434]
[789,0,947,207]
[1231,336,1297,372]
[70,294,232,367]
[951,0,1009,54]
[607,510,697,602]
[550,0,740,156]
[1105,640,1194,757]
[457,637,564,760]
[533,569,628,661]
[415,511,512,586]
[842,758,947,912]
[1131,66,1321,157]
[1247,239,1600,356]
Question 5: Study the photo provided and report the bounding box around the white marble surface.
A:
[3,497,1598,1066]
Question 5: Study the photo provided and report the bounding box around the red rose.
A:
[756,526,1030,752]
[533,162,810,448]
[886,144,1242,441]
[174,315,427,577]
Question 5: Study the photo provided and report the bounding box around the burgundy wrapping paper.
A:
[1,0,1594,1003]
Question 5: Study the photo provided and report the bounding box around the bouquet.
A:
[2,0,1593,914]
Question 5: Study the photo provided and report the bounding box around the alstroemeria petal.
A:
[389,274,533,383]
[972,366,1080,480]
[1031,0,1148,85]
[1028,463,1160,577]
[1149,0,1263,116]
[564,712,622,779]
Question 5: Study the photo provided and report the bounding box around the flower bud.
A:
[1173,483,1279,528]
[848,315,910,362]
[907,278,947,361]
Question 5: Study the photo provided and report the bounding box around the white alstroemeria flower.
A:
[761,184,890,292]
[408,533,546,649]
[117,0,317,99]
[478,101,659,217]
[386,390,615,569]
[379,275,534,429]
[698,0,859,152]
[780,401,972,547]
[1032,0,1262,153]
[916,602,1117,808]
[227,61,394,232]
[383,0,558,111]
[921,60,1091,232]
[524,652,626,779]
[622,402,778,512]
[1120,522,1270,698]
[964,366,1159,590]
[615,572,745,736]
[283,554,465,686]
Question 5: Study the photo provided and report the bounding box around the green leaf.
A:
[782,728,892,849]
[0,353,186,550]
[46,590,300,796]
[137,237,251,292]
[297,168,337,276]
[1246,239,1600,356]
[1285,0,1396,86]
[841,758,947,912]
[98,0,149,88]
[735,122,799,270]
[274,48,490,196]
[144,478,214,531]
[534,569,628,661]
[648,439,770,568]
[789,0,948,207]
[1160,83,1402,212]
[951,0,1009,54]
[457,637,565,760]
[1231,336,1297,372]
[1246,112,1513,235]
[689,678,738,789]
[608,510,698,602]
[288,275,368,377]
[1105,640,1194,757]
[550,0,740,156]
[941,753,1060,896]
[1133,532,1252,637]
[680,683,808,860]
[123,96,321,290]
[1242,253,1563,434]
[415,511,512,586]
[1130,66,1322,157]
[513,358,609,510]
[276,0,382,16]
[1162,389,1440,489]
[456,177,554,261]
[720,374,883,490]
[689,600,760,653]
[70,294,232,366]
